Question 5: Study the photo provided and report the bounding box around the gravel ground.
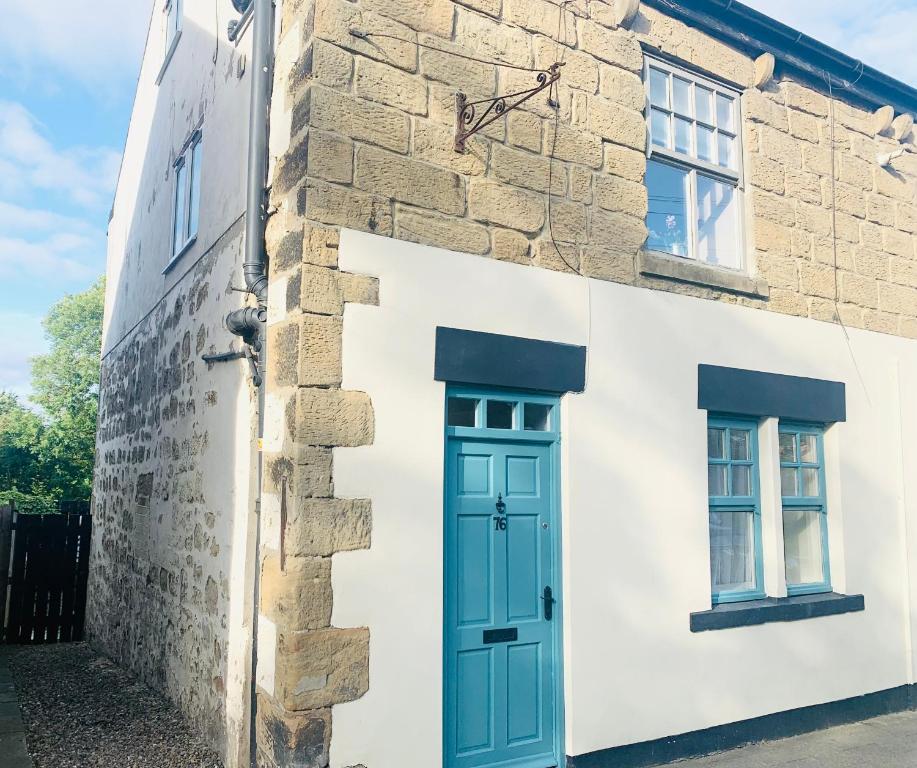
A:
[8,643,223,768]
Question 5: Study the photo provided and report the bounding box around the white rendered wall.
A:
[331,229,917,766]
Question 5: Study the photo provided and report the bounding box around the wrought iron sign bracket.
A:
[454,63,564,153]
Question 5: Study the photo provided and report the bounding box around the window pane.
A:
[675,117,693,155]
[523,403,551,431]
[487,400,515,429]
[695,86,713,124]
[696,174,740,269]
[729,430,749,461]
[731,465,751,496]
[173,161,187,255]
[717,133,736,169]
[781,467,798,497]
[784,509,826,586]
[800,434,818,463]
[188,139,202,240]
[716,93,735,131]
[780,433,797,463]
[707,428,725,459]
[673,77,692,116]
[801,467,820,497]
[649,67,669,108]
[650,108,671,148]
[708,465,727,497]
[447,398,478,427]
[646,160,690,258]
[710,511,756,593]
[696,125,715,163]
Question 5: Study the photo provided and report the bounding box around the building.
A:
[89,1,917,767]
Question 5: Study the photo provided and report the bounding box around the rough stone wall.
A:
[256,0,917,764]
[88,227,256,765]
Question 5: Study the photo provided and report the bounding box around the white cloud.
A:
[742,0,917,87]
[0,311,47,401]
[0,101,121,210]
[0,235,97,281]
[0,0,155,94]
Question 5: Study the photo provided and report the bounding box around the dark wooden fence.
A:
[2,502,93,644]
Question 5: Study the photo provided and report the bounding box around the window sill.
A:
[156,31,182,86]
[163,235,197,275]
[638,249,770,299]
[690,592,864,633]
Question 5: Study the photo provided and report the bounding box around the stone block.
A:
[787,110,821,144]
[420,38,496,94]
[295,388,374,446]
[269,322,301,388]
[428,82,505,141]
[853,248,890,281]
[276,628,370,711]
[759,125,802,168]
[570,165,593,203]
[491,228,531,264]
[299,314,343,386]
[468,179,546,233]
[598,64,644,111]
[413,119,487,176]
[354,58,428,115]
[756,254,799,291]
[768,288,808,317]
[395,205,490,254]
[361,0,454,37]
[262,555,332,631]
[743,89,788,131]
[256,694,330,768]
[453,0,501,17]
[286,498,372,557]
[875,168,913,202]
[784,168,821,205]
[754,220,792,258]
[884,227,915,258]
[754,193,795,227]
[300,264,344,315]
[549,199,587,244]
[796,203,832,238]
[491,144,564,194]
[802,144,833,177]
[891,257,917,288]
[590,209,647,253]
[304,224,341,268]
[544,123,603,169]
[782,82,829,117]
[867,196,896,227]
[603,143,645,182]
[309,86,410,154]
[897,203,917,233]
[506,0,577,44]
[839,154,874,191]
[340,272,380,306]
[307,130,354,185]
[534,38,599,94]
[507,111,543,153]
[594,173,647,217]
[840,272,879,309]
[577,18,643,71]
[314,0,417,72]
[454,8,532,67]
[354,145,465,215]
[580,247,636,282]
[799,262,837,300]
[312,40,354,90]
[864,310,899,335]
[586,97,645,150]
[298,180,394,237]
[532,239,581,274]
[833,182,867,219]
[292,446,334,498]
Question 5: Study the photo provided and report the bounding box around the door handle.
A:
[541,586,555,621]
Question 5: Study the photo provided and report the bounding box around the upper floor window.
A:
[165,0,182,54]
[707,417,764,604]
[779,424,831,596]
[157,0,183,83]
[170,130,202,266]
[645,57,744,271]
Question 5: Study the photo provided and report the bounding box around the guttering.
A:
[643,0,917,115]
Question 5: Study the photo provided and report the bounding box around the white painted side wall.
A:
[331,229,917,766]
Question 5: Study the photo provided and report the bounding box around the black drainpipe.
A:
[226,0,274,766]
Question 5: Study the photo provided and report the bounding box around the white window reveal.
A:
[644,57,744,271]
[170,130,202,266]
[157,0,183,83]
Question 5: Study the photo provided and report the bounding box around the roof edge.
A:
[643,0,917,116]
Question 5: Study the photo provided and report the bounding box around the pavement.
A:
[0,648,32,768]
[677,710,917,767]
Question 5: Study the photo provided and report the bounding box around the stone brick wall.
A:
[88,228,256,767]
[256,0,917,764]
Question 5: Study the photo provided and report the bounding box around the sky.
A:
[0,0,915,404]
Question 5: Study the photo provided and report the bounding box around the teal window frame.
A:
[779,423,832,596]
[445,387,560,443]
[707,415,765,605]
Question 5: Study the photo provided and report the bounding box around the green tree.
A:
[0,391,45,496]
[29,278,105,501]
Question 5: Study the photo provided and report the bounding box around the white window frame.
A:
[167,128,203,272]
[644,55,747,271]
[157,0,183,84]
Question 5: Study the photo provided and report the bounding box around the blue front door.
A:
[444,391,562,768]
